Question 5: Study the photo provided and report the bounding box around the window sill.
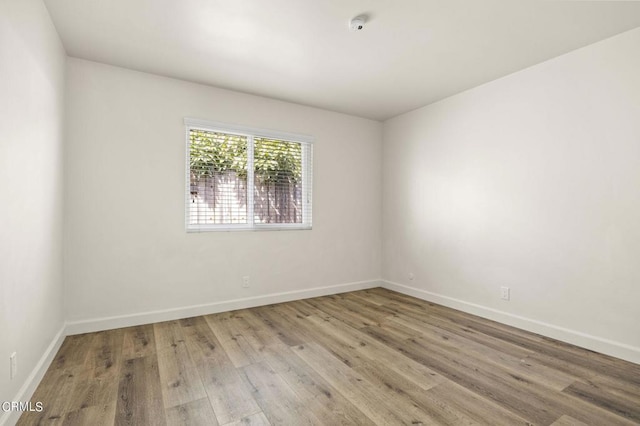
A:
[186,225,312,233]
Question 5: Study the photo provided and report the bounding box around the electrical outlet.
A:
[242,276,250,288]
[408,272,415,281]
[501,286,510,301]
[10,352,17,379]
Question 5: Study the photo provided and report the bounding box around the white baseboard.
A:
[66,279,383,335]
[0,325,66,426]
[382,280,640,365]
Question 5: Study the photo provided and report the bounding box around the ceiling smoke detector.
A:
[349,15,366,31]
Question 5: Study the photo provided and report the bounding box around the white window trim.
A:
[184,118,313,232]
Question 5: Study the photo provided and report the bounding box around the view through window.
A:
[186,120,312,231]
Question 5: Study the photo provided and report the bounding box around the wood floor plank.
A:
[64,367,119,415]
[65,330,124,414]
[260,343,374,425]
[550,415,589,426]
[563,380,640,423]
[363,323,560,423]
[179,316,261,424]
[165,398,219,426]
[240,361,323,425]
[41,334,91,376]
[352,360,478,425]
[586,373,640,403]
[205,312,263,368]
[156,342,207,408]
[115,356,166,426]
[154,320,186,351]
[363,322,637,425]
[18,334,95,424]
[223,411,271,426]
[356,288,406,306]
[267,304,368,368]
[368,287,437,311]
[361,323,558,424]
[20,288,640,426]
[292,341,436,425]
[304,296,379,329]
[382,299,536,359]
[424,381,532,426]
[122,324,156,359]
[17,366,80,425]
[303,314,445,390]
[388,314,577,391]
[340,291,403,318]
[237,309,296,356]
[62,404,117,426]
[250,305,308,346]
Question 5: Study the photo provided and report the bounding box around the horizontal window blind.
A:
[189,130,248,225]
[185,119,313,231]
[254,137,304,225]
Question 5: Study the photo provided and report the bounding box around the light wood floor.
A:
[19,288,640,425]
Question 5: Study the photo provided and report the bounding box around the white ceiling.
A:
[44,0,640,121]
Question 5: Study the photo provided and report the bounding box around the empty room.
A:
[2,0,640,425]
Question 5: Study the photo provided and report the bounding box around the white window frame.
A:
[185,118,313,232]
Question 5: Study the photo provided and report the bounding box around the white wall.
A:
[64,58,382,325]
[383,28,640,362]
[0,0,66,413]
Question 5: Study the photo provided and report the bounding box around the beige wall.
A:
[64,58,382,323]
[0,0,66,410]
[382,28,640,362]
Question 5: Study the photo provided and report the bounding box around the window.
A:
[185,118,313,231]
